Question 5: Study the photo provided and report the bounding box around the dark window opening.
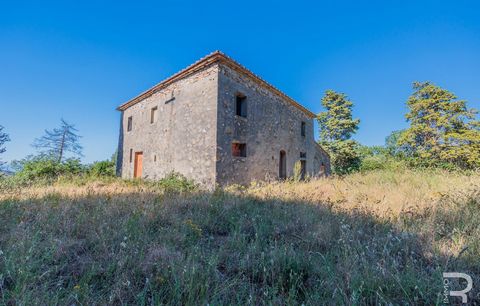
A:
[232,143,247,157]
[300,152,306,159]
[154,155,157,162]
[150,107,158,123]
[279,150,287,179]
[301,121,306,137]
[235,94,247,118]
[127,116,133,131]
[129,148,133,163]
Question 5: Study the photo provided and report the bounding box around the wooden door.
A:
[134,152,143,178]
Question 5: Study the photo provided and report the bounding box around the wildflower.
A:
[120,242,127,248]
[74,284,80,290]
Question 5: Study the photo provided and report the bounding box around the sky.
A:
[1,0,479,163]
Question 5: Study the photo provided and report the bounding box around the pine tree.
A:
[318,90,360,142]
[33,119,83,162]
[398,82,480,168]
[317,90,361,174]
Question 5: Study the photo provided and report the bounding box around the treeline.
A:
[318,81,480,174]
[1,81,479,181]
[0,119,116,183]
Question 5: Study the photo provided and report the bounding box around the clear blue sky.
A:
[1,0,479,163]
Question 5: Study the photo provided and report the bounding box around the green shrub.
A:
[12,156,86,184]
[61,158,85,175]
[293,161,303,182]
[359,155,387,171]
[154,172,197,193]
[360,156,411,172]
[330,140,362,175]
[89,160,116,177]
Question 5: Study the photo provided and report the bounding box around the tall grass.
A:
[0,169,479,304]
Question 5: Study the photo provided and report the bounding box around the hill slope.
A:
[1,170,479,304]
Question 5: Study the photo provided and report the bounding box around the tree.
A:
[0,125,10,169]
[317,90,361,174]
[33,119,83,162]
[318,90,360,142]
[398,82,480,168]
[385,130,413,158]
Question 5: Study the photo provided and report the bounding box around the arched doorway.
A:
[279,150,286,179]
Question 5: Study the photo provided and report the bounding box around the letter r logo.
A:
[443,272,473,303]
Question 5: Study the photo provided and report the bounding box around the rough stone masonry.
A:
[116,51,331,189]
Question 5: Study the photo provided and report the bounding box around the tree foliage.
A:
[327,140,362,174]
[385,130,414,158]
[0,125,11,169]
[317,90,361,174]
[33,119,83,162]
[318,90,360,142]
[398,82,480,168]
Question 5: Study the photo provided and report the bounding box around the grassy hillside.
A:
[0,170,479,304]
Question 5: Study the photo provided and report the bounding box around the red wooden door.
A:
[134,152,143,178]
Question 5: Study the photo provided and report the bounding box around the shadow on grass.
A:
[0,189,478,305]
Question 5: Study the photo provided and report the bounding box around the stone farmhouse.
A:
[116,51,330,188]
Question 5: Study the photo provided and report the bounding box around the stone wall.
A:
[216,64,330,185]
[313,144,331,177]
[118,59,331,188]
[118,64,219,188]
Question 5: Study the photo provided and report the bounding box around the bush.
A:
[12,156,86,184]
[293,161,303,182]
[61,158,85,175]
[154,172,197,193]
[328,140,362,175]
[357,145,413,173]
[359,155,387,172]
[89,160,116,177]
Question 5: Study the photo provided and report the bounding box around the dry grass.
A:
[0,169,479,304]
[250,169,480,216]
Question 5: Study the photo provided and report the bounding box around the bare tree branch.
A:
[33,119,83,162]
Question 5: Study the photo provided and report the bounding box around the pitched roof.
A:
[117,51,317,118]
